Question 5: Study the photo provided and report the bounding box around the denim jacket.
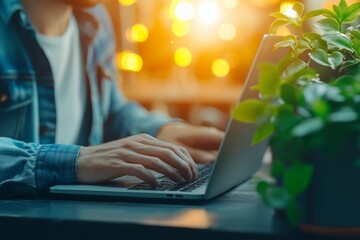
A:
[0,0,172,196]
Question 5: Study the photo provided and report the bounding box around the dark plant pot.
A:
[299,135,360,236]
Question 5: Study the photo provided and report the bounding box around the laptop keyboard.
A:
[129,164,213,192]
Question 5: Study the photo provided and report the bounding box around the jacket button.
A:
[0,94,8,103]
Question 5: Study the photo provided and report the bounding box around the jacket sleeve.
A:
[0,137,80,197]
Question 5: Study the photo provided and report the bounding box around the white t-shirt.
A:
[36,15,86,144]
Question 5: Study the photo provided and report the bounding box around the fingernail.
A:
[204,152,215,162]
[193,169,198,179]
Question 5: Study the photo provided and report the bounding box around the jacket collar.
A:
[0,0,23,25]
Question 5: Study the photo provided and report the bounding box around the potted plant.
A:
[232,0,360,232]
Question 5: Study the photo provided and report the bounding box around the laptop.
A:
[50,34,286,201]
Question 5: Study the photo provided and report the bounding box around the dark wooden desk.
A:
[0,171,338,240]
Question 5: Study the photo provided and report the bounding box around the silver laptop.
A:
[50,34,285,201]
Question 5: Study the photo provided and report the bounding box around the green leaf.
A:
[270,12,293,21]
[332,75,357,88]
[313,18,341,32]
[328,51,344,70]
[280,83,297,104]
[297,39,311,49]
[312,100,330,119]
[304,9,337,20]
[232,100,265,123]
[284,60,307,77]
[292,118,323,137]
[341,59,360,71]
[303,84,328,104]
[339,0,348,10]
[343,2,360,23]
[269,19,291,34]
[274,35,297,50]
[292,2,304,18]
[309,49,331,68]
[266,186,290,209]
[257,181,269,197]
[284,163,314,196]
[303,32,322,42]
[257,181,271,205]
[333,5,343,20]
[252,122,274,145]
[259,63,281,96]
[332,75,360,96]
[286,199,302,225]
[322,32,354,52]
[328,107,358,122]
[349,28,360,40]
[271,159,285,178]
[309,49,343,70]
[270,12,300,27]
[308,38,328,51]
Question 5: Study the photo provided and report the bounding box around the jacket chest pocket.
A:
[0,81,33,139]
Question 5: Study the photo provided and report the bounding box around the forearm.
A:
[104,101,179,141]
[0,137,81,197]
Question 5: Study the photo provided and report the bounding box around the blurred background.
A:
[102,0,355,130]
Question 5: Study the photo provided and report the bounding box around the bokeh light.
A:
[197,1,221,25]
[212,59,230,77]
[218,23,236,41]
[172,21,190,37]
[118,0,137,7]
[280,2,297,18]
[250,0,280,8]
[174,47,192,67]
[170,0,195,21]
[128,23,149,43]
[221,0,239,9]
[117,51,143,72]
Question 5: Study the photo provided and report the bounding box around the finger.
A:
[178,147,199,177]
[135,135,197,181]
[187,147,217,164]
[141,138,198,179]
[123,152,186,183]
[122,163,159,187]
[183,128,224,150]
[135,143,194,181]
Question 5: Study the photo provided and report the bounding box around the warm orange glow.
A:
[225,52,240,68]
[174,47,192,67]
[142,209,214,229]
[280,2,297,18]
[251,0,280,8]
[275,26,292,36]
[172,21,190,37]
[218,23,236,41]
[118,0,137,7]
[170,0,195,21]
[221,0,239,9]
[212,59,230,77]
[197,1,221,25]
[128,24,149,43]
[117,51,143,72]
